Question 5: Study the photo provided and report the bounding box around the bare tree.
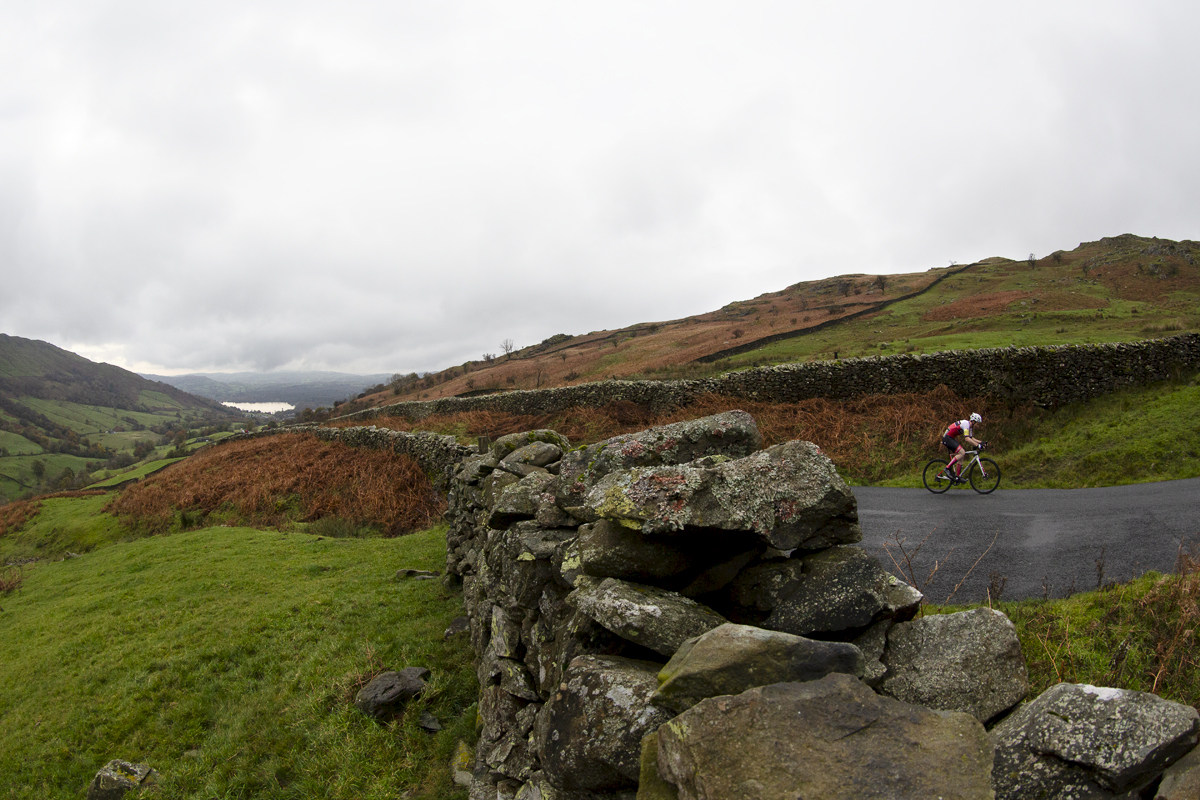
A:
[1028,252,1037,270]
[873,274,887,293]
[501,339,515,359]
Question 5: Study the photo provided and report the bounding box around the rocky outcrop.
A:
[439,411,1200,798]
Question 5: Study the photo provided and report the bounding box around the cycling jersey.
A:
[945,419,973,439]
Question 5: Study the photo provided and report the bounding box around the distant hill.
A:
[0,335,229,413]
[0,335,239,503]
[141,371,394,412]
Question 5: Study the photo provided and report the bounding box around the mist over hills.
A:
[141,371,394,412]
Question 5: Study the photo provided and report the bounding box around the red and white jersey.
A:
[946,419,974,439]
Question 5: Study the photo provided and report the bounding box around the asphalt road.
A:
[852,477,1200,604]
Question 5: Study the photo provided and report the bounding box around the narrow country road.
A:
[852,478,1200,604]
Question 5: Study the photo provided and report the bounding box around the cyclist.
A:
[941,413,983,483]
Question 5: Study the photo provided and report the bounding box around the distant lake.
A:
[222,401,295,413]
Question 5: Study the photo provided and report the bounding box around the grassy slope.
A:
[0,524,475,800]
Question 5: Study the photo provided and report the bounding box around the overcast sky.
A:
[2,2,1197,376]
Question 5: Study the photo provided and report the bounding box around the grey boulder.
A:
[354,667,431,720]
[656,673,994,800]
[879,607,1029,723]
[990,683,1200,798]
[86,761,156,800]
[553,411,763,518]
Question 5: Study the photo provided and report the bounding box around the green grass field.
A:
[0,524,476,800]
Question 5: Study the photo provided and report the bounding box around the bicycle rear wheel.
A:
[968,458,1001,494]
[923,459,952,493]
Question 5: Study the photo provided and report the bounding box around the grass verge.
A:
[927,547,1200,713]
[0,523,475,799]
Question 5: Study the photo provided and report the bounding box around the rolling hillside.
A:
[0,336,239,502]
[350,234,1198,411]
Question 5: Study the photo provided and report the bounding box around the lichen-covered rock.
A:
[569,578,727,656]
[502,441,564,470]
[990,683,1200,798]
[493,430,572,461]
[763,546,920,637]
[553,411,763,519]
[489,472,557,529]
[534,655,673,791]
[879,607,1029,723]
[581,440,860,549]
[87,760,156,800]
[656,673,994,800]
[651,623,865,714]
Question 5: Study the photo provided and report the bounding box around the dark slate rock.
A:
[763,545,921,637]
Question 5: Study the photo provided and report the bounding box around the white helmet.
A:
[970,413,982,423]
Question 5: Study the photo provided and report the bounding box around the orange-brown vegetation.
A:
[108,434,445,536]
[337,387,1028,484]
[0,499,42,538]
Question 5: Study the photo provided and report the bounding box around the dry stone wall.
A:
[336,334,1200,425]
[442,410,1200,799]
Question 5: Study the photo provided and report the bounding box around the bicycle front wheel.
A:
[969,458,1001,494]
[923,459,952,493]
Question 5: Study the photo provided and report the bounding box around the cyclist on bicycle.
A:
[942,413,983,483]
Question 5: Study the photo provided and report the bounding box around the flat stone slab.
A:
[652,622,865,714]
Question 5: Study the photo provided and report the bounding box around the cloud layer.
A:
[2,2,1197,374]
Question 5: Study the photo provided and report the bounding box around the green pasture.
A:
[89,458,185,489]
[0,430,42,455]
[0,523,476,800]
[0,453,98,504]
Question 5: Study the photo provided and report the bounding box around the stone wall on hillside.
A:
[335,334,1200,425]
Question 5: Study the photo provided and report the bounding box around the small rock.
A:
[354,667,431,720]
[86,760,156,800]
[395,568,439,580]
[419,711,442,732]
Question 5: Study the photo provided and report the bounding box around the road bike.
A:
[922,442,1001,494]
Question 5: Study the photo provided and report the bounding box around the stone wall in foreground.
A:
[442,412,1200,799]
[335,334,1200,424]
